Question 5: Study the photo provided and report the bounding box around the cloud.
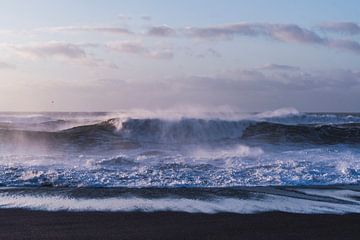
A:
[183,22,360,55]
[3,21,360,55]
[185,23,324,43]
[99,65,360,93]
[207,48,222,58]
[318,22,360,35]
[141,16,152,21]
[117,14,132,21]
[92,66,360,110]
[147,25,176,37]
[107,41,146,54]
[0,61,15,69]
[167,67,360,93]
[3,42,117,68]
[142,22,360,55]
[269,24,324,44]
[9,42,87,59]
[34,22,360,55]
[327,39,360,54]
[45,26,133,35]
[17,63,357,111]
[258,64,300,71]
[106,41,174,59]
[147,50,174,59]
[184,23,260,39]
[194,48,222,59]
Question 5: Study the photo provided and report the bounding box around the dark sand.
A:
[0,209,359,240]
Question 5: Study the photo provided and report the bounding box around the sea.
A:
[0,108,359,214]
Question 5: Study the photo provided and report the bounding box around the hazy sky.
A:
[1,0,360,112]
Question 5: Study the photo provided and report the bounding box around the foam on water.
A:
[0,109,359,188]
[0,187,359,214]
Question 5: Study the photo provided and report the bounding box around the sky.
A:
[0,0,360,112]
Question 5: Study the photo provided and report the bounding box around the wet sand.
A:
[0,209,359,240]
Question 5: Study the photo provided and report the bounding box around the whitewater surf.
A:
[0,109,359,214]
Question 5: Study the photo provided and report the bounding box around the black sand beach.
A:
[0,210,359,240]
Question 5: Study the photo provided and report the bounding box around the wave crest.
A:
[118,118,250,143]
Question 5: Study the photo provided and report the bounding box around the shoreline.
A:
[0,209,359,240]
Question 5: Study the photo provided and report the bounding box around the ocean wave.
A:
[0,187,359,214]
[242,122,360,144]
[1,111,360,188]
[2,118,360,146]
[0,147,359,187]
[62,118,360,144]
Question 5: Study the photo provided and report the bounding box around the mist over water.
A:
[0,108,359,213]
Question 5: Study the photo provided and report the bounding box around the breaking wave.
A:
[0,110,360,189]
[242,122,360,144]
[2,117,360,145]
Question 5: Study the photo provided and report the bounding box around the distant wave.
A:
[117,118,250,143]
[62,117,360,144]
[1,117,360,145]
[242,122,360,144]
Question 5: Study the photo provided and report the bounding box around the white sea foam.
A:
[298,189,360,204]
[0,192,359,214]
[191,145,264,160]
